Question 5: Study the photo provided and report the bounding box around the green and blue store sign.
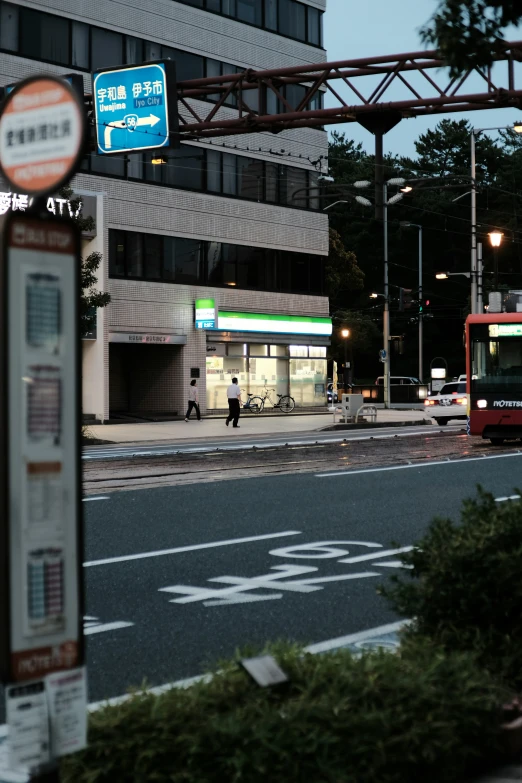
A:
[195,299,332,337]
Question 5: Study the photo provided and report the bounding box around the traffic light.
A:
[399,288,413,311]
[419,298,430,314]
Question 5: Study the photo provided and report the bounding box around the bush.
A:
[61,639,505,783]
[382,487,522,688]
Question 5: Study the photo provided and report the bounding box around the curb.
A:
[320,419,433,431]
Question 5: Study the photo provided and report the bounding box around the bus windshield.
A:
[470,323,522,393]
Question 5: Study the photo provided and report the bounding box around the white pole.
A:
[477,241,483,313]
[418,225,423,381]
[383,183,390,409]
[470,131,478,314]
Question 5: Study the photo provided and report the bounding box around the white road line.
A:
[316,450,522,478]
[495,494,521,502]
[83,530,301,568]
[83,496,110,502]
[84,621,134,635]
[305,620,412,654]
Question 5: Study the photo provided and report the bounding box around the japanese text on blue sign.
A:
[93,63,170,155]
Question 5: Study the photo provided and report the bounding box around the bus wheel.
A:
[490,438,505,446]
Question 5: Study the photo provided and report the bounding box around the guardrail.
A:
[349,385,429,403]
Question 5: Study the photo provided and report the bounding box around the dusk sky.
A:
[323,0,522,159]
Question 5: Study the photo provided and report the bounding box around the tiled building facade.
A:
[0,0,330,420]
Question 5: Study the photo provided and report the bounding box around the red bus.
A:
[466,313,522,445]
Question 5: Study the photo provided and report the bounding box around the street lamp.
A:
[400,221,423,381]
[340,328,351,388]
[488,231,504,289]
[323,195,373,210]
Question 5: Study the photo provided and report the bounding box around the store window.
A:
[206,356,247,409]
[289,345,308,357]
[290,357,326,406]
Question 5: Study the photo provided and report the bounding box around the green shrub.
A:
[61,639,505,783]
[382,487,522,688]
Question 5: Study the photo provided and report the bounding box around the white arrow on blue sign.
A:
[93,62,176,155]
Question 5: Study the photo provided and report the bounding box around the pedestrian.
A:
[226,377,241,428]
[185,379,201,421]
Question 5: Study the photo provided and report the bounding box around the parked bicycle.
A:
[242,384,295,414]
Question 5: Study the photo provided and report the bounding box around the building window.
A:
[223,153,237,196]
[264,0,277,30]
[91,28,123,72]
[109,231,126,277]
[237,0,262,25]
[307,6,321,46]
[0,2,18,52]
[162,46,204,81]
[126,36,144,65]
[109,230,324,294]
[20,9,69,65]
[72,21,89,69]
[173,238,202,283]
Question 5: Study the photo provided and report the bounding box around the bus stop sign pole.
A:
[0,74,86,783]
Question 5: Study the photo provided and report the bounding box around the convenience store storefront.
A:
[196,303,332,410]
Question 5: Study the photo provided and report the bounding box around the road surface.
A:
[78,449,522,706]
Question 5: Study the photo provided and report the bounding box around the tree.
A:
[413,119,502,182]
[59,186,111,335]
[326,228,364,302]
[421,0,522,75]
[330,309,381,383]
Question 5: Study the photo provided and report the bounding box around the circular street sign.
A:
[0,75,85,197]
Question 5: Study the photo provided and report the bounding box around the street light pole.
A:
[383,182,390,409]
[477,242,483,312]
[470,130,478,315]
[417,225,423,381]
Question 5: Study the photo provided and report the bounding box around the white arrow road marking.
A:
[103,115,161,149]
[160,565,382,608]
[338,546,414,565]
[83,617,134,635]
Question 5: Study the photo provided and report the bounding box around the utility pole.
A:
[417,225,423,381]
[477,242,483,312]
[470,131,478,314]
[383,182,390,409]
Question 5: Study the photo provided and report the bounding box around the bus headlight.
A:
[477,399,488,409]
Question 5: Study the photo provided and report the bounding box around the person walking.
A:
[226,377,241,428]
[185,379,201,421]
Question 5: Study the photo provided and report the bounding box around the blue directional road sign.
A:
[93,62,178,155]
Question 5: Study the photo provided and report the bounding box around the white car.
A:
[424,381,468,425]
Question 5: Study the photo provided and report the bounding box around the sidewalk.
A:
[86,409,431,445]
